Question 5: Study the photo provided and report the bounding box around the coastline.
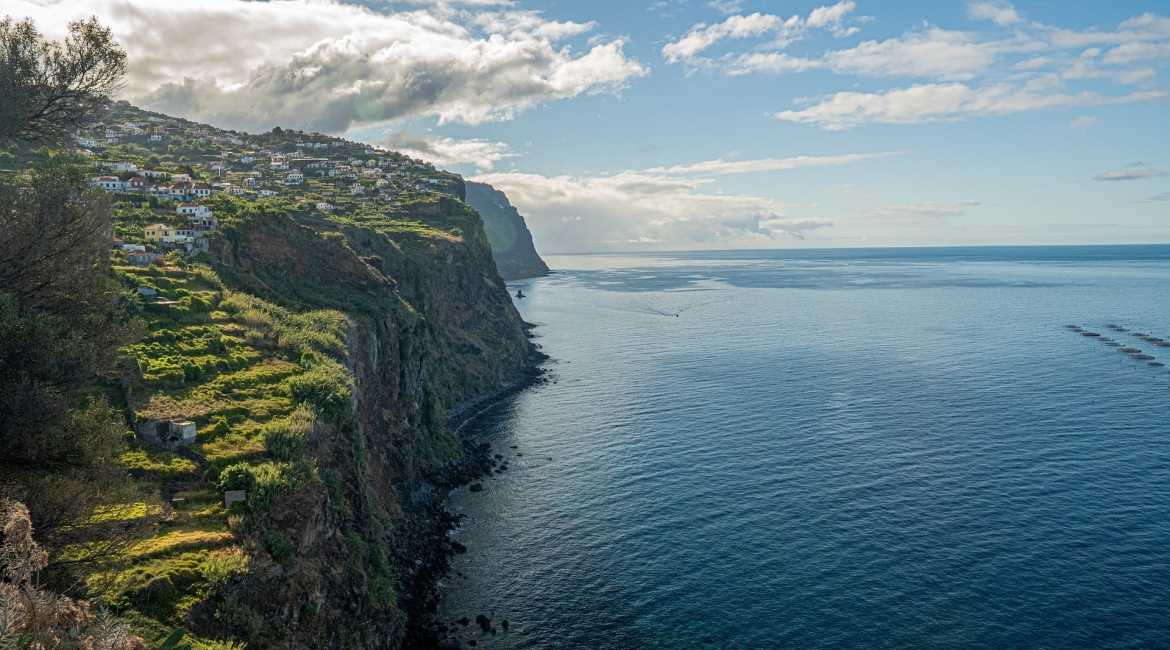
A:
[396,327,549,649]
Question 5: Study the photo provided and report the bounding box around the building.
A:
[91,176,121,190]
[316,202,334,212]
[177,203,212,217]
[124,176,148,192]
[187,215,218,232]
[284,169,304,184]
[145,224,180,243]
[126,251,159,266]
[135,418,197,450]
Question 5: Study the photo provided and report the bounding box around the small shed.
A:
[169,420,197,447]
[224,490,247,508]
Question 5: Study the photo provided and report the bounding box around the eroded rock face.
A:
[464,182,549,281]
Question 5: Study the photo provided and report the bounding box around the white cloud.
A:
[862,200,980,219]
[822,28,999,80]
[774,82,1167,130]
[662,13,789,64]
[1069,115,1098,134]
[1095,169,1168,181]
[644,152,902,175]
[1144,192,1170,202]
[729,52,822,74]
[807,1,859,36]
[470,170,830,251]
[379,129,515,170]
[10,0,646,134]
[662,2,857,64]
[1103,41,1170,64]
[967,1,1023,26]
[706,0,743,16]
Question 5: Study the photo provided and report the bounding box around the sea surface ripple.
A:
[438,246,1170,649]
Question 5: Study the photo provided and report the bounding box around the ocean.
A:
[438,246,1170,649]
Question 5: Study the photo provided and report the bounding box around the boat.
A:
[1155,342,1170,347]
[1129,354,1155,360]
[1118,348,1142,353]
[1149,362,1165,367]
[1141,337,1163,342]
[1098,337,1115,341]
[515,290,525,298]
[1063,325,1081,329]
[1130,333,1148,337]
[1080,332,1101,337]
[1103,342,1123,347]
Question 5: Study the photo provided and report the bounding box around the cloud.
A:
[1103,41,1170,64]
[662,13,789,63]
[728,52,823,74]
[821,28,999,80]
[644,152,902,175]
[706,0,743,15]
[1069,115,1099,134]
[470,170,831,251]
[967,1,1023,26]
[1095,169,1168,181]
[11,0,646,134]
[1143,192,1170,202]
[378,129,515,170]
[861,200,980,220]
[662,2,857,64]
[774,82,1167,130]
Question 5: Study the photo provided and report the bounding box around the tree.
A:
[0,16,126,147]
[0,155,144,570]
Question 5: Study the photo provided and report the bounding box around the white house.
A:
[92,176,121,190]
[240,155,254,164]
[284,170,304,184]
[177,203,212,218]
[316,202,334,212]
[257,189,278,198]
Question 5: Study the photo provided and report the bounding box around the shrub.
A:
[262,406,314,462]
[201,549,250,588]
[216,461,315,512]
[259,529,294,566]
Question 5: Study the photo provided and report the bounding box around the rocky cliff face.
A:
[195,199,535,648]
[464,182,549,281]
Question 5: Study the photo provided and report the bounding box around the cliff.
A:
[464,181,550,280]
[107,193,536,649]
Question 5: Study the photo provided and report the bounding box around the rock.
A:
[451,541,467,554]
[491,628,497,635]
[499,465,507,471]
[494,454,504,460]
[516,453,523,457]
[469,483,483,492]
[509,445,518,449]
[457,617,470,626]
[501,620,510,631]
[468,641,477,647]
[476,614,492,632]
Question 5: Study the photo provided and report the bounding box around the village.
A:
[82,102,461,267]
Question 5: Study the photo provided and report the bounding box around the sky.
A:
[10,0,1170,252]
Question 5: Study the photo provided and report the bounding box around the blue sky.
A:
[13,0,1170,251]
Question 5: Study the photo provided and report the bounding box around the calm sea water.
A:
[439,246,1170,649]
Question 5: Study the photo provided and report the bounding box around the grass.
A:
[84,255,358,646]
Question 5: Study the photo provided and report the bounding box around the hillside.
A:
[464,182,550,281]
[3,104,541,649]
